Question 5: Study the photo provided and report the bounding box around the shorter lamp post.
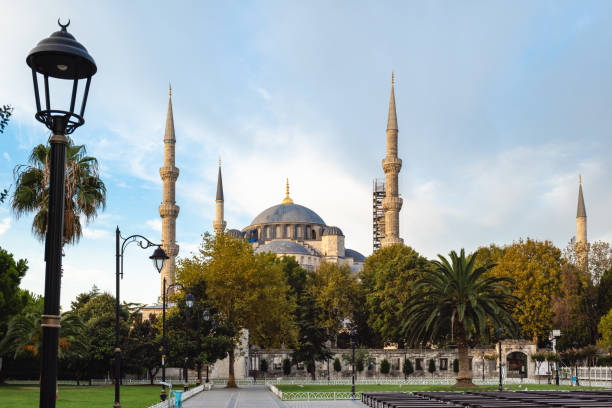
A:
[115,228,168,408]
[342,319,357,399]
[551,330,561,386]
[573,341,580,387]
[481,351,485,382]
[184,293,195,391]
[202,310,217,384]
[497,328,504,392]
[160,281,184,401]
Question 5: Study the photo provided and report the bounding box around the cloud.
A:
[0,218,11,235]
[3,152,10,162]
[82,227,109,239]
[146,219,162,233]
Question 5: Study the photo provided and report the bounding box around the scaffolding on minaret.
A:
[373,179,386,251]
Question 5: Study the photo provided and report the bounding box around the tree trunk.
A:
[454,324,474,388]
[310,360,316,380]
[226,350,237,388]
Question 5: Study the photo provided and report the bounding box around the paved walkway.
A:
[183,385,364,408]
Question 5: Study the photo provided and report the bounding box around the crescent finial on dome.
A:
[282,178,294,204]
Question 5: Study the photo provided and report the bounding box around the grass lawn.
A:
[0,384,163,408]
[276,383,606,393]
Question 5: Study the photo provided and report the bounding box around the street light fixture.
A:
[184,293,195,391]
[160,282,184,401]
[497,328,504,392]
[27,20,96,408]
[115,228,167,408]
[342,319,358,399]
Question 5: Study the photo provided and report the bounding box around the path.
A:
[183,385,364,408]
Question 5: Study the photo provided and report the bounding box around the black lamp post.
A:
[342,319,357,399]
[202,309,211,385]
[161,282,184,401]
[497,328,504,392]
[27,20,96,408]
[115,228,167,408]
[481,350,485,382]
[184,293,195,391]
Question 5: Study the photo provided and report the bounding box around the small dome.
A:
[322,226,343,236]
[345,248,365,263]
[226,229,243,239]
[255,240,310,256]
[249,203,326,226]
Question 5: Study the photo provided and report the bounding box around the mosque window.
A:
[311,229,316,239]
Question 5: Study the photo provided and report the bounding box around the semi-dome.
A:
[226,229,243,239]
[345,248,365,263]
[322,226,343,236]
[254,240,310,256]
[249,203,326,226]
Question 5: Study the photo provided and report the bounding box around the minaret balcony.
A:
[382,157,402,174]
[159,203,180,218]
[382,196,403,211]
[160,166,179,181]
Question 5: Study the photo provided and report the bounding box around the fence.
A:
[146,384,204,408]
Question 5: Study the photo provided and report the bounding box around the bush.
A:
[306,360,315,374]
[380,359,390,374]
[597,356,612,366]
[428,359,436,376]
[333,357,342,373]
[356,358,364,372]
[260,359,268,373]
[282,358,292,375]
[453,358,459,373]
[403,358,414,377]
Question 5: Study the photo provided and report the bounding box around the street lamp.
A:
[115,228,167,408]
[202,310,217,384]
[481,350,485,382]
[573,341,580,387]
[342,319,358,399]
[27,20,97,408]
[497,328,504,392]
[184,293,195,391]
[160,282,184,401]
[551,330,561,386]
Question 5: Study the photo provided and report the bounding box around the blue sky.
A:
[1,1,611,309]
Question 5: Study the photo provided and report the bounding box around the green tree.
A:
[0,105,12,134]
[282,358,292,376]
[402,249,518,387]
[333,357,341,375]
[360,244,429,345]
[428,359,436,377]
[0,246,29,339]
[453,358,459,374]
[380,358,390,374]
[598,309,612,353]
[178,233,296,387]
[260,358,268,377]
[0,294,44,359]
[597,266,612,318]
[124,313,160,384]
[12,140,106,244]
[341,347,370,375]
[403,358,414,377]
[493,239,562,342]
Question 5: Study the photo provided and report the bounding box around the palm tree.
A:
[12,139,106,244]
[401,249,518,387]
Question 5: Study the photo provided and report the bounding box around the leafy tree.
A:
[380,358,390,374]
[531,352,548,384]
[564,238,612,284]
[453,358,459,373]
[177,233,296,387]
[493,239,562,342]
[124,313,160,384]
[260,359,268,376]
[0,105,13,134]
[474,244,506,269]
[598,309,612,354]
[0,294,44,359]
[341,347,370,375]
[12,140,106,244]
[403,358,414,377]
[282,358,292,376]
[360,244,429,345]
[428,359,436,377]
[333,357,341,375]
[597,266,612,318]
[402,249,518,387]
[0,246,29,339]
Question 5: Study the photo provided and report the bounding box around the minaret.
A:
[159,85,180,297]
[575,174,588,270]
[381,73,404,247]
[213,159,227,234]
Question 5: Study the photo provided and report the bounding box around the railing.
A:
[146,384,204,408]
[281,391,362,400]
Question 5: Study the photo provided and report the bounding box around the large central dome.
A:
[249,203,326,226]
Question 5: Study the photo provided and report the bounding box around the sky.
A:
[1,1,611,310]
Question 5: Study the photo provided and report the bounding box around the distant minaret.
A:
[213,159,227,234]
[381,73,404,247]
[575,174,588,270]
[159,85,180,297]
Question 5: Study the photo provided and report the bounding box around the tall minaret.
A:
[213,159,226,234]
[576,174,588,270]
[159,85,180,297]
[381,73,404,247]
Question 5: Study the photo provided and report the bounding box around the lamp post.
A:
[342,318,357,399]
[551,330,561,386]
[573,341,580,387]
[481,351,485,382]
[202,310,217,385]
[497,328,504,392]
[27,20,97,408]
[160,282,184,401]
[115,228,167,408]
[184,293,195,391]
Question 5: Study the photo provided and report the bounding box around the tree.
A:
[333,357,341,375]
[597,266,612,319]
[282,358,292,376]
[0,294,44,359]
[341,347,370,376]
[453,358,459,374]
[260,359,268,378]
[177,233,296,387]
[428,359,436,377]
[360,244,429,345]
[598,309,612,354]
[564,238,612,284]
[493,239,562,342]
[402,249,518,387]
[124,314,160,384]
[403,358,414,378]
[0,246,29,339]
[12,140,106,244]
[380,359,390,374]
[531,352,548,384]
[0,105,12,134]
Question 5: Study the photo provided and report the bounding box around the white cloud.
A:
[146,219,162,232]
[82,227,109,239]
[0,218,11,235]
[3,152,10,162]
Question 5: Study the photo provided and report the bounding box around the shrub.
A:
[380,359,390,374]
[597,356,612,366]
[356,359,364,372]
[453,358,459,373]
[428,359,436,377]
[333,357,342,373]
[260,359,268,373]
[282,358,292,375]
[403,358,414,377]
